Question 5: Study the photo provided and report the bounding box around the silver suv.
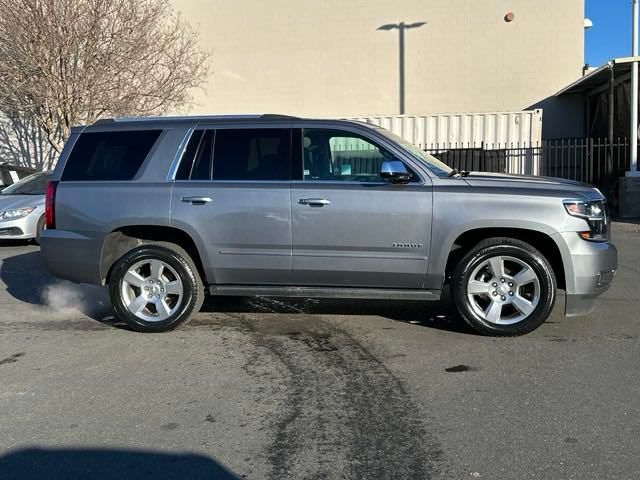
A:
[40,115,617,335]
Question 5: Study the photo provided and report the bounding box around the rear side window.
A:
[213,129,291,181]
[62,130,161,181]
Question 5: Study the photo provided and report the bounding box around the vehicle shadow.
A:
[0,250,115,324]
[0,447,239,480]
[204,288,477,335]
[0,250,475,335]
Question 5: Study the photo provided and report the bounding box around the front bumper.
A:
[0,215,38,239]
[557,232,618,316]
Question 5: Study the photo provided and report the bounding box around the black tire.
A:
[34,215,46,245]
[451,237,556,336]
[109,242,205,332]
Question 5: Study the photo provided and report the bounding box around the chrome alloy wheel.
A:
[120,259,184,322]
[466,255,541,325]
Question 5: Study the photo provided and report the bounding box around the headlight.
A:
[0,207,36,222]
[563,199,609,242]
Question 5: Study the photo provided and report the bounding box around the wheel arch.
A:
[442,227,566,290]
[101,225,208,285]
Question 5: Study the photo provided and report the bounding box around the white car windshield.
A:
[1,172,49,195]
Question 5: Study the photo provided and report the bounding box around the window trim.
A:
[167,127,196,182]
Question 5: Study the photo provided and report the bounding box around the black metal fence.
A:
[425,138,630,207]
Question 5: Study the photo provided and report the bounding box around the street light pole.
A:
[378,21,426,115]
[399,22,406,114]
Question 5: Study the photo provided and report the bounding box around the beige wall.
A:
[172,0,584,117]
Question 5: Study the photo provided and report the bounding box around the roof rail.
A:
[92,114,300,126]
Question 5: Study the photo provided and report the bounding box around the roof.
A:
[555,56,640,97]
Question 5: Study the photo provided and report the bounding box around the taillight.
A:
[45,181,58,229]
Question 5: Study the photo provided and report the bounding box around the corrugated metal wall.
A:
[349,109,543,149]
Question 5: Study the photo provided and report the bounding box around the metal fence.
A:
[425,138,629,200]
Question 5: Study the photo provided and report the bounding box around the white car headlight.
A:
[0,207,36,221]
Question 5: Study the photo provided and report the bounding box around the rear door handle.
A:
[298,198,330,207]
[182,196,212,205]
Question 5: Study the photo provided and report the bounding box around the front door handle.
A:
[182,196,212,205]
[298,198,330,207]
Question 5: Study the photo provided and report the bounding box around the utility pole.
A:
[378,21,426,115]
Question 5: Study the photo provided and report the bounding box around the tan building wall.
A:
[172,0,584,117]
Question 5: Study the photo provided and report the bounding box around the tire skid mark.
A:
[216,297,447,479]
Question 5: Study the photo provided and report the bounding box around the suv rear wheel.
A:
[451,237,556,336]
[109,242,204,332]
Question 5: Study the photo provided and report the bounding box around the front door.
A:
[291,127,432,288]
[171,127,293,285]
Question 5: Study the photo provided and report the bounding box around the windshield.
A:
[373,126,453,177]
[1,172,49,195]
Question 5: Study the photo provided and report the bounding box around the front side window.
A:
[213,129,291,181]
[62,130,161,181]
[302,129,410,182]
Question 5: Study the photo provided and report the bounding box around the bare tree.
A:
[0,111,57,170]
[0,0,210,155]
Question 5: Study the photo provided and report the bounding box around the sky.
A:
[585,0,633,66]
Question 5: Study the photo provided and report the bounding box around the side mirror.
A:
[380,160,411,184]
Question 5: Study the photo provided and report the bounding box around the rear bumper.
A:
[40,229,102,284]
[558,233,617,316]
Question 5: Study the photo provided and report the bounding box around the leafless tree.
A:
[0,0,210,156]
[0,111,57,170]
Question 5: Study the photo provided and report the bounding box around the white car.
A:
[0,171,50,244]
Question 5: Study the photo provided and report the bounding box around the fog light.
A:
[596,270,616,287]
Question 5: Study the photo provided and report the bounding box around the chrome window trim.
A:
[290,179,427,186]
[172,179,291,184]
[166,126,196,182]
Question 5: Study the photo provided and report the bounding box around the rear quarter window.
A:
[61,130,162,181]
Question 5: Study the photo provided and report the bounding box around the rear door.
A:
[170,125,293,285]
[290,126,433,288]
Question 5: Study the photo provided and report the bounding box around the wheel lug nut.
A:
[156,294,161,298]
[492,291,498,296]
[501,295,506,301]
[508,282,514,287]
[500,278,506,283]
[144,286,148,291]
[492,283,498,287]
[147,294,153,299]
[509,291,514,296]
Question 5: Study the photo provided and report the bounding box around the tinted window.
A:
[213,129,291,181]
[302,129,403,182]
[62,130,161,181]
[175,130,214,181]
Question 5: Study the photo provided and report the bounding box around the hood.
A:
[0,194,45,211]
[462,172,603,201]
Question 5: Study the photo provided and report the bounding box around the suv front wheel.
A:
[451,237,557,336]
[109,243,204,332]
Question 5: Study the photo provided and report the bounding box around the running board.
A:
[208,285,440,301]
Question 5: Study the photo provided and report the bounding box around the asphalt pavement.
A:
[0,222,638,479]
